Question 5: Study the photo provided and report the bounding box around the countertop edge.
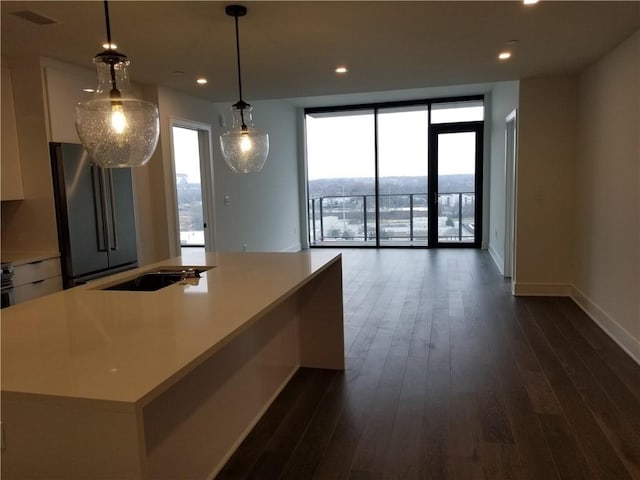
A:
[135,253,343,407]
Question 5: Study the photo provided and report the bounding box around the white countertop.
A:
[1,250,341,409]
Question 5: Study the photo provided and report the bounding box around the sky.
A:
[306,106,481,180]
[172,126,201,183]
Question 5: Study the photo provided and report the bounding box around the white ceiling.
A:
[1,1,638,102]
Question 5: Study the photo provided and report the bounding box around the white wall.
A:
[514,76,577,295]
[211,100,302,252]
[488,81,519,273]
[573,30,640,361]
[140,90,302,257]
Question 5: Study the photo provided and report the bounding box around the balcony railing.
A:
[308,192,475,245]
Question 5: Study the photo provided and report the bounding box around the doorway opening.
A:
[430,122,483,247]
[504,109,518,280]
[170,122,215,252]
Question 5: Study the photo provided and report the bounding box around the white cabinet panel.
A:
[43,66,95,144]
[1,63,24,200]
[13,257,62,304]
[14,276,63,304]
[13,258,61,286]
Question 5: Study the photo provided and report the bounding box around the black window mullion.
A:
[373,107,380,247]
[474,124,484,247]
[428,123,439,247]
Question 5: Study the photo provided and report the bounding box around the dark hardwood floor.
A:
[217,249,640,480]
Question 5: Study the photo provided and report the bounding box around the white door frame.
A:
[168,118,217,252]
[504,109,517,280]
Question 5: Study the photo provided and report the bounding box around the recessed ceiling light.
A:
[523,0,539,4]
[82,88,95,93]
[196,78,208,85]
[102,42,117,49]
[498,51,512,60]
[335,66,348,74]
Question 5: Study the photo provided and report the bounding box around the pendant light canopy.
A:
[220,5,269,174]
[75,1,159,168]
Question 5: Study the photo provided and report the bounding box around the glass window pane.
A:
[378,106,429,245]
[437,131,476,243]
[172,126,204,246]
[431,100,484,123]
[306,110,375,245]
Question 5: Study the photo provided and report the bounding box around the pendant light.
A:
[74,1,159,168]
[220,5,269,174]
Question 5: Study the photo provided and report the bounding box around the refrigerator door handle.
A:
[92,166,109,252]
[99,168,113,251]
[107,170,119,251]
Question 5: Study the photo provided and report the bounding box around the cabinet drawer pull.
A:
[32,279,45,285]
[28,260,43,265]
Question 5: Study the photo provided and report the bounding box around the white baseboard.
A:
[488,244,504,275]
[511,282,639,365]
[281,242,302,253]
[570,286,640,365]
[512,282,572,296]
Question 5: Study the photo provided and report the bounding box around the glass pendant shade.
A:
[75,52,159,168]
[220,5,268,174]
[220,104,269,173]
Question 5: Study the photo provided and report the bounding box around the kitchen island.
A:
[1,250,344,479]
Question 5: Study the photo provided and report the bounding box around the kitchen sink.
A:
[102,266,212,291]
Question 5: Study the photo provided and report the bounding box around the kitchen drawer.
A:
[13,258,61,286]
[14,276,63,304]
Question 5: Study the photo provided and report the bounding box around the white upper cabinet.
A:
[1,63,24,200]
[43,65,95,143]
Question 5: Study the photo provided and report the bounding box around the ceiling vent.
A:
[10,10,59,25]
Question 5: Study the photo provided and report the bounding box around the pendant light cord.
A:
[234,14,244,104]
[103,0,113,47]
[103,0,120,98]
[233,14,247,129]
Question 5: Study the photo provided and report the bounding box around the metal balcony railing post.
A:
[311,199,316,244]
[308,191,474,244]
[319,197,324,241]
[409,194,414,241]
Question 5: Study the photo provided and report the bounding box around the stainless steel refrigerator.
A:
[50,142,138,288]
